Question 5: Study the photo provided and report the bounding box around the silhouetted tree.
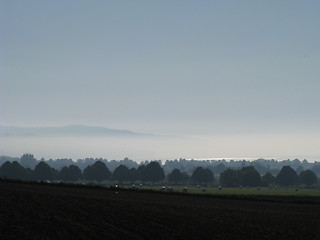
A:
[20,153,38,169]
[83,161,111,182]
[142,162,165,183]
[311,165,320,175]
[204,168,214,183]
[11,161,27,180]
[137,165,147,181]
[220,168,240,187]
[261,172,275,186]
[0,161,27,180]
[251,162,268,175]
[112,165,131,182]
[52,168,59,180]
[180,172,190,183]
[295,165,304,175]
[240,166,261,187]
[299,170,318,186]
[212,163,226,174]
[191,167,214,184]
[59,165,82,181]
[128,167,139,182]
[34,161,55,181]
[0,161,12,178]
[276,166,298,186]
[167,169,184,183]
[24,168,35,181]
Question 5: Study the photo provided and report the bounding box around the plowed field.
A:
[0,180,319,240]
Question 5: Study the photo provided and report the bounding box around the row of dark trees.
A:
[0,160,318,187]
[220,166,318,187]
[0,161,164,183]
[0,160,215,184]
[2,154,320,176]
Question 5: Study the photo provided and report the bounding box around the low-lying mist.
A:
[1,132,320,162]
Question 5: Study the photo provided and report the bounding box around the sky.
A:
[1,1,320,160]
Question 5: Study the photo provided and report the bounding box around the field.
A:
[153,186,320,197]
[1,180,320,240]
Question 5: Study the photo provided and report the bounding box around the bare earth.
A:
[0,180,319,240]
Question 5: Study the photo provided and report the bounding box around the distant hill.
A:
[0,125,153,137]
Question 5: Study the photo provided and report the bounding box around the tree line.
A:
[0,160,213,184]
[220,165,318,187]
[1,154,320,176]
[0,157,318,187]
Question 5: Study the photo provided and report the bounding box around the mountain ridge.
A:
[0,125,154,137]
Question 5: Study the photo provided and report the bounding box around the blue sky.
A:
[1,1,320,160]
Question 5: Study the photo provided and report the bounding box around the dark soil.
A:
[0,180,319,240]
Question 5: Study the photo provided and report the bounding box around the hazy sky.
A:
[1,1,320,160]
